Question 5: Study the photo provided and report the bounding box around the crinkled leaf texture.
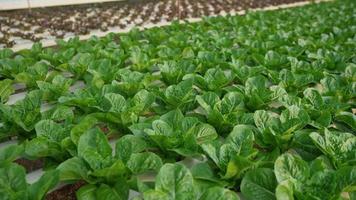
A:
[241,168,277,200]
[143,163,195,200]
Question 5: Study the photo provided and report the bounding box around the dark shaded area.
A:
[14,158,44,173]
[46,181,86,200]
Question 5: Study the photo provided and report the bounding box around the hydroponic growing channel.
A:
[1,0,307,49]
[0,0,355,200]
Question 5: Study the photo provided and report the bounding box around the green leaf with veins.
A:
[0,79,14,103]
[241,168,277,200]
[144,163,195,200]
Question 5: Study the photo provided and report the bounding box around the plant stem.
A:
[177,0,181,21]
[27,0,32,13]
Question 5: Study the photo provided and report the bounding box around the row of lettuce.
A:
[0,0,355,199]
